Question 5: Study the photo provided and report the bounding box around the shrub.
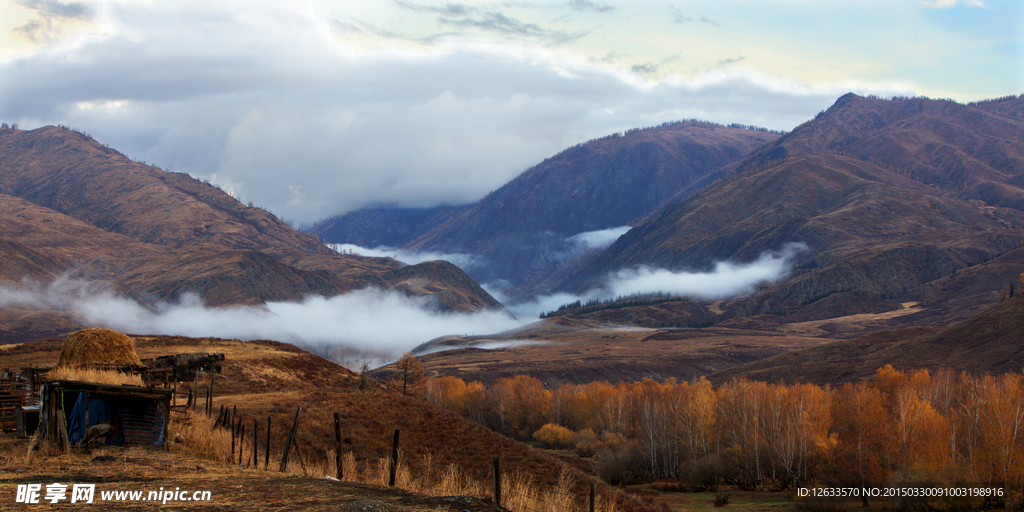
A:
[713,492,730,507]
[680,455,723,492]
[595,441,648,485]
[571,428,601,457]
[600,431,628,451]
[532,423,573,449]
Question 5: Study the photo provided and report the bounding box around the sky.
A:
[0,0,1020,226]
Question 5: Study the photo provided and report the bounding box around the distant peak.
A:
[833,92,863,106]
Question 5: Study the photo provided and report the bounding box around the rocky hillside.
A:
[559,94,1024,325]
[0,126,502,341]
[708,292,1024,385]
[313,122,781,299]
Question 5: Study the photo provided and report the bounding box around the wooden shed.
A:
[38,380,173,450]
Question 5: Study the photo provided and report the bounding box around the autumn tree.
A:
[391,352,425,397]
[490,375,551,439]
[425,376,468,411]
[717,378,769,489]
[832,382,892,505]
[961,373,1024,489]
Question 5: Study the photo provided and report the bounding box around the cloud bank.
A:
[605,243,808,299]
[507,243,808,318]
[0,1,884,226]
[565,226,631,252]
[0,277,522,366]
[330,243,480,269]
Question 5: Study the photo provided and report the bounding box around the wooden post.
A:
[279,407,301,472]
[214,405,224,429]
[590,482,595,512]
[83,392,89,445]
[230,417,235,457]
[204,390,209,416]
[187,389,193,410]
[162,397,170,451]
[46,387,57,443]
[265,416,271,470]
[493,456,501,506]
[388,428,400,486]
[56,413,71,454]
[252,418,258,470]
[208,373,215,417]
[238,424,245,466]
[192,372,198,411]
[334,412,343,480]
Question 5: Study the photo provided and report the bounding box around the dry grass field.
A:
[0,333,658,512]
[410,318,833,386]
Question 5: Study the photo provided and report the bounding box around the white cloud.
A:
[919,0,988,7]
[0,278,523,361]
[330,243,480,269]
[0,1,871,226]
[507,243,808,318]
[604,243,808,299]
[565,226,631,251]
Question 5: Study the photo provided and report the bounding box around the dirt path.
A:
[775,302,923,337]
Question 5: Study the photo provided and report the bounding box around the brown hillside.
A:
[408,319,830,386]
[707,293,1024,386]
[561,94,1024,329]
[0,125,503,339]
[320,122,780,299]
[2,334,651,511]
[0,126,322,252]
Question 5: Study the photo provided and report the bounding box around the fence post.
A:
[279,407,301,472]
[493,456,501,506]
[334,412,343,480]
[252,418,258,470]
[208,373,215,417]
[590,482,595,512]
[265,416,271,470]
[238,424,245,466]
[388,429,400,486]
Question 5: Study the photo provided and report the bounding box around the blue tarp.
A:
[67,393,117,445]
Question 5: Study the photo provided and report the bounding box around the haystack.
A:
[57,328,142,368]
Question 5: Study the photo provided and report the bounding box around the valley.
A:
[4,93,1024,511]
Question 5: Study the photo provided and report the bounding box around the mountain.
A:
[707,292,1024,385]
[0,125,502,341]
[311,205,465,248]
[558,94,1024,326]
[312,122,781,299]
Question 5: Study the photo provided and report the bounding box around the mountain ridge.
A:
[0,125,503,341]
[314,121,782,299]
[556,94,1024,326]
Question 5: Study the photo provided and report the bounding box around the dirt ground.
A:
[0,441,506,511]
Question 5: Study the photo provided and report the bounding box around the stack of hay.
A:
[48,328,143,385]
[57,328,142,368]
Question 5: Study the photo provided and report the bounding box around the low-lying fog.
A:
[0,244,806,368]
